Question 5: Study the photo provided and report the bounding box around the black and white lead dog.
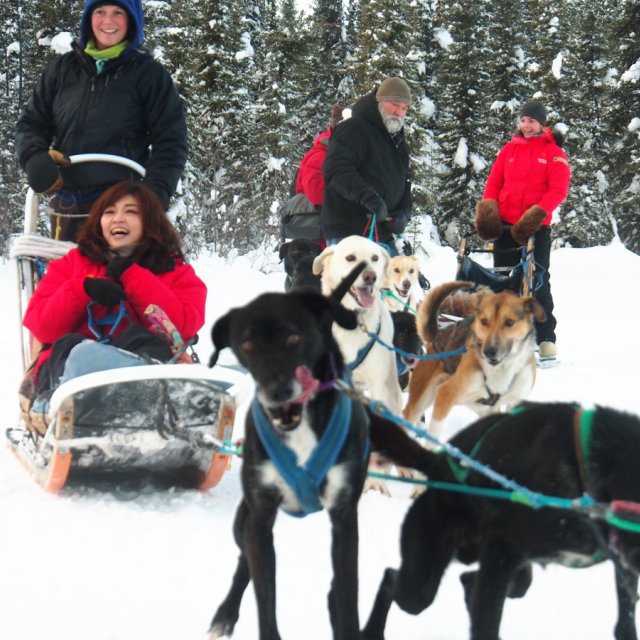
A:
[207,264,428,640]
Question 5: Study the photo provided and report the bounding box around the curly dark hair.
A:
[77,181,185,273]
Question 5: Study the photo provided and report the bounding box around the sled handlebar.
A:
[24,153,147,235]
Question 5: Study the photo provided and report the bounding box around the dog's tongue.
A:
[354,286,375,308]
[293,366,319,404]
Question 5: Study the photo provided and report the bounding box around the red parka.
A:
[295,129,331,206]
[23,248,207,380]
[482,128,570,226]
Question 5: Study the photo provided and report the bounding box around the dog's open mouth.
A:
[349,285,375,308]
[395,285,410,299]
[261,366,320,431]
[265,403,304,431]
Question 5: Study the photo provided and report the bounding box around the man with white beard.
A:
[321,77,412,255]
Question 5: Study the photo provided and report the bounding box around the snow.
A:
[2,235,640,639]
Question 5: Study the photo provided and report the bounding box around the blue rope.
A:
[366,330,467,362]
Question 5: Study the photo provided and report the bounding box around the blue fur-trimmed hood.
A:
[79,0,144,50]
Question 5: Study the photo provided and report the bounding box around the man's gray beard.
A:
[379,105,405,134]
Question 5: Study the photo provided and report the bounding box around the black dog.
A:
[362,402,640,640]
[279,238,322,291]
[207,264,429,640]
[390,310,422,390]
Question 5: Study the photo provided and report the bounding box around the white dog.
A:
[313,237,403,414]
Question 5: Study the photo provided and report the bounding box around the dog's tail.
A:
[368,411,439,475]
[416,280,474,344]
[329,262,366,302]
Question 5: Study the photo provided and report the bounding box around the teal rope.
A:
[367,399,595,511]
[380,289,417,314]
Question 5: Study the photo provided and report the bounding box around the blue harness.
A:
[348,319,381,372]
[251,389,354,518]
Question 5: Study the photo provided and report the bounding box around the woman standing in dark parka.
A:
[15,0,187,241]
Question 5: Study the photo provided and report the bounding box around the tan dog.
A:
[382,255,422,313]
[404,281,546,441]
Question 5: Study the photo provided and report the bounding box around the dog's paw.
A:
[208,618,235,639]
[396,465,414,479]
[363,476,391,497]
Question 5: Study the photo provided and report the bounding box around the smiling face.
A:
[91,4,129,50]
[100,194,143,250]
[519,115,543,139]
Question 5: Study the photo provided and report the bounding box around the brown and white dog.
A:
[382,254,422,313]
[404,281,546,441]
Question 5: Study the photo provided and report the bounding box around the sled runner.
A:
[8,154,251,492]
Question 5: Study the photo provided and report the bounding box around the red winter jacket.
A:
[295,128,332,206]
[23,248,207,380]
[483,128,571,226]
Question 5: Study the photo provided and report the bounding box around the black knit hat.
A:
[520,101,547,125]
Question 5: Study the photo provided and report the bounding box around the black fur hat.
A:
[520,101,547,125]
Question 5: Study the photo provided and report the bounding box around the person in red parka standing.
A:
[23,181,206,398]
[475,100,570,360]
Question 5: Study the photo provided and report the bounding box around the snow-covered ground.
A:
[1,235,639,639]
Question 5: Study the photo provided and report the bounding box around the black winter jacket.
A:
[321,89,411,242]
[15,43,187,209]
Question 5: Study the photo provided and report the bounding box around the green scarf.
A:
[84,38,129,74]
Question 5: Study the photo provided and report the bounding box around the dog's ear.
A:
[522,296,547,323]
[328,298,358,329]
[278,242,289,261]
[296,291,358,331]
[330,261,366,302]
[312,246,334,275]
[209,311,234,367]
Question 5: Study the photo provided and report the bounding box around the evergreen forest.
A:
[1,0,639,258]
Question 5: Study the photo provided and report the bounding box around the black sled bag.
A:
[279,193,322,240]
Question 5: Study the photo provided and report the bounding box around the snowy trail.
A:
[1,241,639,639]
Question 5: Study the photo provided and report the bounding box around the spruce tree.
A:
[430,0,488,247]
[554,4,616,247]
[608,0,640,254]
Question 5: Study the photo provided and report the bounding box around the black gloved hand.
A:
[105,255,135,280]
[361,193,389,223]
[381,209,411,234]
[24,151,65,195]
[84,277,126,307]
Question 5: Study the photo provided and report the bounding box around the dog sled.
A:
[7,154,250,492]
[456,236,539,297]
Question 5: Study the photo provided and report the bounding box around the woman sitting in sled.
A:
[22,180,207,410]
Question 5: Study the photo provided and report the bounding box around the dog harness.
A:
[348,318,381,372]
[251,390,357,517]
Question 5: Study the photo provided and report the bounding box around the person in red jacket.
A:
[295,103,344,207]
[475,100,571,360]
[23,181,207,396]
